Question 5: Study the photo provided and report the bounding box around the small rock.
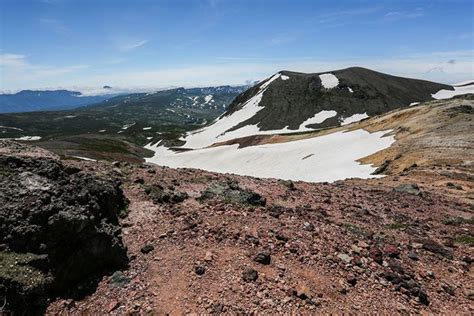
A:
[358,241,369,249]
[141,244,154,254]
[109,271,130,288]
[204,251,214,262]
[242,268,258,282]
[195,265,206,276]
[254,252,271,265]
[107,300,120,312]
[441,283,455,296]
[303,222,315,231]
[346,274,357,286]
[383,245,400,258]
[407,251,419,261]
[369,247,383,264]
[337,253,353,263]
[394,183,421,195]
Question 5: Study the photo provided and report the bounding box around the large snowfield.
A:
[432,82,474,99]
[145,129,395,183]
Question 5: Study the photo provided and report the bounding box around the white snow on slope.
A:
[143,127,152,130]
[204,95,213,104]
[341,113,369,126]
[281,75,290,80]
[145,129,394,183]
[299,110,337,130]
[72,156,97,162]
[181,73,282,149]
[13,136,42,141]
[319,73,339,89]
[121,122,136,130]
[0,126,24,131]
[348,87,354,93]
[432,83,474,100]
[409,102,420,107]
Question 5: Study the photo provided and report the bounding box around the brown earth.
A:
[40,157,473,314]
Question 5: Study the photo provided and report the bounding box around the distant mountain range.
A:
[0,85,251,150]
[0,85,252,114]
[0,90,118,113]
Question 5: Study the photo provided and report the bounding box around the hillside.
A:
[1,136,472,314]
[0,85,248,162]
[170,68,472,150]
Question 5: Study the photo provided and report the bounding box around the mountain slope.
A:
[146,95,473,182]
[0,90,117,113]
[174,67,472,150]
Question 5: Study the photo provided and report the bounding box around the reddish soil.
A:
[46,159,473,315]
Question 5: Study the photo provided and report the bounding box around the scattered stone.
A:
[242,268,258,282]
[446,182,463,190]
[441,283,455,296]
[394,184,421,195]
[204,251,214,262]
[407,251,419,261]
[422,239,453,259]
[346,274,357,286]
[369,247,383,264]
[109,271,130,288]
[337,253,353,263]
[141,244,154,254]
[195,265,206,276]
[254,252,271,265]
[383,245,400,258]
[303,222,315,231]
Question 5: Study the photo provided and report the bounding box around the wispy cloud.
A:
[118,39,149,52]
[382,9,424,22]
[39,18,69,34]
[317,7,381,24]
[0,53,89,91]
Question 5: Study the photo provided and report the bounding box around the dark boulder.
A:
[0,155,129,313]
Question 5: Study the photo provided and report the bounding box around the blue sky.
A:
[0,0,473,92]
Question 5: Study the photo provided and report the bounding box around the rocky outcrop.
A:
[0,154,128,314]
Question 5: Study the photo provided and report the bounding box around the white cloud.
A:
[1,50,472,92]
[118,39,149,52]
[0,53,89,91]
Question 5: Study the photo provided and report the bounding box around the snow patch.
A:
[409,102,420,107]
[341,113,369,126]
[348,87,354,93]
[98,129,106,133]
[319,73,339,89]
[121,122,136,130]
[0,126,23,131]
[143,127,152,130]
[432,83,474,99]
[145,129,394,183]
[13,136,42,141]
[204,95,213,104]
[299,110,337,130]
[72,156,97,162]
[281,75,290,80]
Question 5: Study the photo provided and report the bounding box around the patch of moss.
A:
[386,222,409,230]
[342,223,370,237]
[443,216,474,226]
[0,252,50,290]
[454,235,474,245]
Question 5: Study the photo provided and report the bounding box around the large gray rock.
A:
[0,155,129,313]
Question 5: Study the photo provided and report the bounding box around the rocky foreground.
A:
[0,140,473,315]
